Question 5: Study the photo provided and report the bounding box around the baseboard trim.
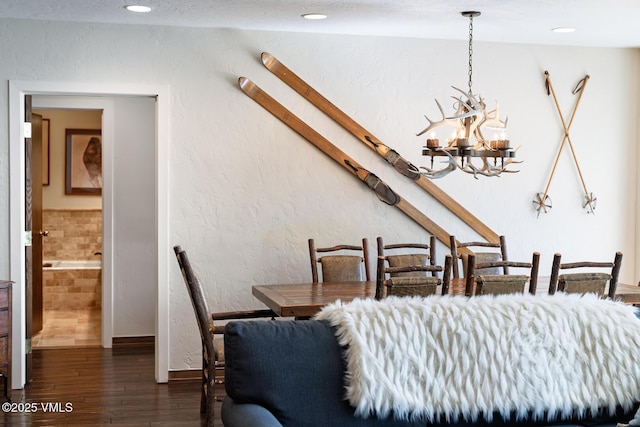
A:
[112,336,155,347]
[169,369,201,382]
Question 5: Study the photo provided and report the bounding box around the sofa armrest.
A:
[221,396,283,427]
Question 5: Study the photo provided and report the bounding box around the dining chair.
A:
[309,238,371,282]
[449,235,509,279]
[376,253,452,299]
[548,251,622,299]
[376,235,437,277]
[465,251,540,296]
[173,245,276,426]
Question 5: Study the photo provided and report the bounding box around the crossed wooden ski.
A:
[260,52,500,245]
[239,77,467,250]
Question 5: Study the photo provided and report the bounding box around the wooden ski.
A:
[239,77,461,249]
[261,52,499,244]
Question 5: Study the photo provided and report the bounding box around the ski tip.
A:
[238,77,251,89]
[261,52,274,66]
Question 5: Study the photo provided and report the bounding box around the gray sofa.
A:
[221,319,637,427]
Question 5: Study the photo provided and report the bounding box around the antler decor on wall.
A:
[533,71,596,216]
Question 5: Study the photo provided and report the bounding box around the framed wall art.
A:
[65,128,102,195]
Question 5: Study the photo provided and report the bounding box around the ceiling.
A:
[1,0,639,48]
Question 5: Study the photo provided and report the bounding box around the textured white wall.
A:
[0,19,638,372]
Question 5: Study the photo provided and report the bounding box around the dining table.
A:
[252,278,640,318]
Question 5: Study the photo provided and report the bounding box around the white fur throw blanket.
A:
[314,293,640,422]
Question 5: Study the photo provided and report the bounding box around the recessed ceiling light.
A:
[302,13,327,20]
[552,27,576,33]
[125,5,152,13]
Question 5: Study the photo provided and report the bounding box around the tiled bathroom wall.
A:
[43,209,102,260]
[43,268,101,310]
[42,209,102,310]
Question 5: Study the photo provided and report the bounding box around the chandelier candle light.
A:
[419,11,520,179]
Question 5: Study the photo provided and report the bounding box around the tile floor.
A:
[32,308,102,348]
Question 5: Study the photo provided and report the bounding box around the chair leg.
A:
[206,361,216,427]
[200,373,207,414]
[200,351,207,414]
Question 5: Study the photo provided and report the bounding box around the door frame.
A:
[9,81,170,387]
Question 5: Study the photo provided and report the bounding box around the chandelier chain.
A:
[468,14,474,94]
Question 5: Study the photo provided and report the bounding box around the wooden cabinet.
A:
[0,281,11,401]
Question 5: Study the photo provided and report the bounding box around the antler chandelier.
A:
[419,11,520,179]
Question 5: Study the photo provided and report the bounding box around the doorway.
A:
[9,82,171,389]
[32,108,103,349]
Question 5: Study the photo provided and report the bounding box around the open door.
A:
[24,95,33,383]
[31,113,44,334]
[24,98,45,385]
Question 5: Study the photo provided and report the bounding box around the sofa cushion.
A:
[221,396,282,427]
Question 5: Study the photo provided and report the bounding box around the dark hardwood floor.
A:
[2,343,223,426]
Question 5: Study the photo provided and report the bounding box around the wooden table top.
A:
[252,281,377,318]
[252,279,640,318]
